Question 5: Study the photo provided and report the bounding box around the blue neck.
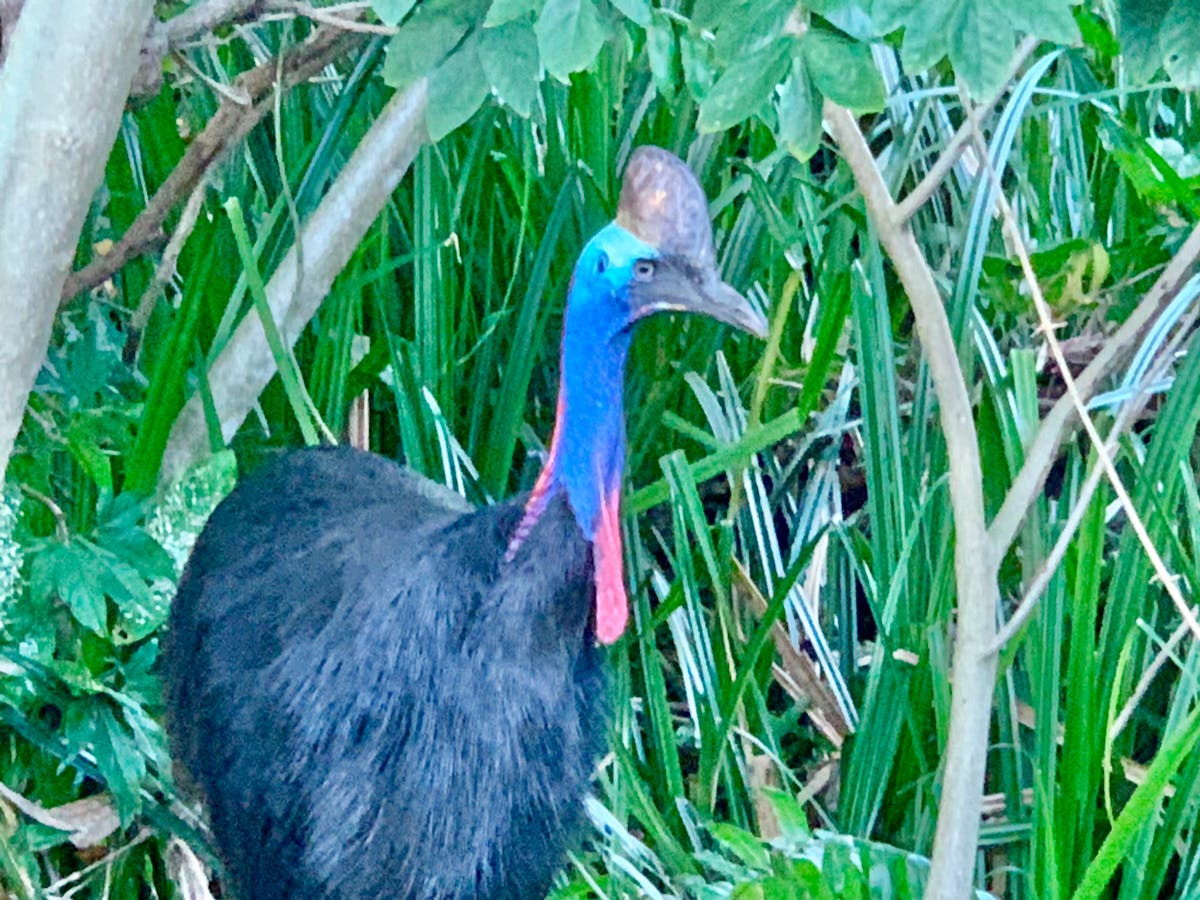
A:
[550,314,631,538]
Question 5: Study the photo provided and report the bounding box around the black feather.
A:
[165,445,605,899]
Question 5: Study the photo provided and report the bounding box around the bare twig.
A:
[266,1,395,35]
[132,0,267,97]
[824,100,997,900]
[1111,613,1199,738]
[61,23,365,303]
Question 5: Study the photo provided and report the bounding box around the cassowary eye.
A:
[633,259,655,281]
[595,252,608,275]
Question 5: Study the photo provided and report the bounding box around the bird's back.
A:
[165,446,605,899]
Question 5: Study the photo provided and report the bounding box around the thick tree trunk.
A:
[0,0,154,484]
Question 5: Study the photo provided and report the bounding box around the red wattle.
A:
[593,485,628,644]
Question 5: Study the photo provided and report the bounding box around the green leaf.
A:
[49,545,109,634]
[479,19,540,116]
[66,419,113,496]
[535,0,609,81]
[427,34,490,140]
[808,0,877,41]
[711,0,795,63]
[948,0,1014,98]
[900,0,957,72]
[872,0,923,34]
[759,787,813,847]
[484,0,537,26]
[775,55,823,160]
[803,29,885,112]
[609,0,651,26]
[89,704,146,821]
[709,822,771,871]
[697,38,793,133]
[372,0,418,26]
[1162,0,1200,88]
[1009,0,1081,46]
[680,30,717,97]
[381,0,482,89]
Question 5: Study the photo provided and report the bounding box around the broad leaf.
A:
[372,0,418,26]
[646,16,679,101]
[484,0,537,26]
[1117,0,1170,84]
[803,28,885,112]
[872,0,924,35]
[697,38,793,133]
[900,0,957,73]
[427,34,491,140]
[1161,0,1200,88]
[479,19,540,117]
[775,56,823,161]
[807,0,876,41]
[31,544,108,634]
[948,0,1014,98]
[1009,0,1081,46]
[535,0,609,81]
[609,0,651,26]
[382,0,484,89]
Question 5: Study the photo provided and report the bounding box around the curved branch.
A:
[987,221,1200,556]
[823,101,997,900]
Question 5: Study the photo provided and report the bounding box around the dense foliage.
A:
[1,0,1199,897]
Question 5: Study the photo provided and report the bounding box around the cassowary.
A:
[164,146,767,899]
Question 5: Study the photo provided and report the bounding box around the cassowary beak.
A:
[627,255,769,339]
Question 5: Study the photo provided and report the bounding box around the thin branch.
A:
[124,173,211,361]
[824,101,997,900]
[266,1,396,35]
[986,400,1130,652]
[132,0,267,97]
[60,22,364,303]
[1111,613,1199,738]
[895,36,1040,224]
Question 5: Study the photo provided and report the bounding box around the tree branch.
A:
[0,0,155,485]
[158,79,430,486]
[60,22,365,303]
[823,101,997,900]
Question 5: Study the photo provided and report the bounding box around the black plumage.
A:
[166,446,603,898]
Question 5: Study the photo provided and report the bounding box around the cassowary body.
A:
[165,146,766,899]
[168,448,602,897]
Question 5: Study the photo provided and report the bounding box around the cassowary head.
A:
[516,146,767,644]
